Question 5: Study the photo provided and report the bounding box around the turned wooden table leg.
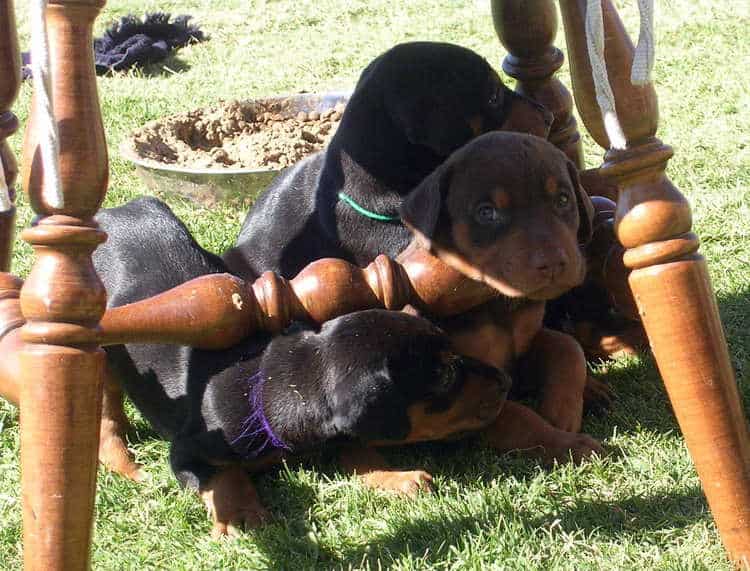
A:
[18,1,109,569]
[491,0,583,166]
[560,1,750,566]
[0,0,20,272]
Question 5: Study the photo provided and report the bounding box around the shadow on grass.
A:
[579,286,750,438]
[716,288,750,393]
[138,55,191,77]
[249,477,708,568]
[127,419,162,446]
[238,423,708,567]
[526,486,710,537]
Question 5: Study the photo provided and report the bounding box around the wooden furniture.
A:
[495,1,750,567]
[0,0,18,272]
[8,1,109,569]
[0,0,748,568]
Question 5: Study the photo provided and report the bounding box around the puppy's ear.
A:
[329,370,411,442]
[399,164,453,250]
[354,54,382,90]
[388,94,474,156]
[567,160,595,245]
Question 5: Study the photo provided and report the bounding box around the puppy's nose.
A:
[531,249,568,279]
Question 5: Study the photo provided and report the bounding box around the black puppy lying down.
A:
[94,198,510,537]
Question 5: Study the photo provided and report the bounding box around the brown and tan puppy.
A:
[399,132,603,462]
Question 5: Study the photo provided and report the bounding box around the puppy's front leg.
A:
[518,328,593,433]
[522,328,614,427]
[339,445,433,497]
[482,401,602,464]
[98,366,145,481]
[200,466,271,539]
[171,439,271,538]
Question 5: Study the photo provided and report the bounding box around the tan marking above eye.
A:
[492,189,511,209]
[451,220,475,253]
[544,176,559,196]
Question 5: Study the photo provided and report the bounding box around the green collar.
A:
[338,192,401,222]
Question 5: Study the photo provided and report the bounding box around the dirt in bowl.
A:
[126,99,346,170]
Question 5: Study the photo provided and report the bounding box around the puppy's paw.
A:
[200,467,271,539]
[98,432,145,482]
[360,470,434,498]
[539,396,583,434]
[542,430,603,465]
[583,375,614,416]
[576,321,647,361]
[207,503,272,540]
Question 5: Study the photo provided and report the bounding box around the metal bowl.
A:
[120,91,349,207]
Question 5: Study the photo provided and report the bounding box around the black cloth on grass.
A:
[22,12,206,80]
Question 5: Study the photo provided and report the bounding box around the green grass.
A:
[1,0,749,568]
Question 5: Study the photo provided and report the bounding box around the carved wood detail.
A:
[0,247,497,353]
[98,248,498,348]
[492,0,583,165]
[17,1,109,569]
[560,1,750,566]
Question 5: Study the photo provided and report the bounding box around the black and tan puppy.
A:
[93,198,511,537]
[399,132,602,461]
[223,41,552,279]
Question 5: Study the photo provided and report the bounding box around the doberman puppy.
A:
[94,197,511,537]
[398,132,603,461]
[223,41,552,279]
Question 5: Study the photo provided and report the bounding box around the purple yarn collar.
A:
[230,371,291,459]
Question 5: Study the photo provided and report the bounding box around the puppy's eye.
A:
[488,86,503,107]
[475,202,501,225]
[556,192,571,209]
[436,361,459,394]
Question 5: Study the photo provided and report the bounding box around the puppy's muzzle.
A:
[500,93,553,139]
[458,356,512,422]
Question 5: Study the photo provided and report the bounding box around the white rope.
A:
[0,157,10,212]
[30,0,64,209]
[585,0,627,150]
[631,0,655,85]
[584,0,656,149]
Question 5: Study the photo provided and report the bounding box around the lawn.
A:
[1,0,749,569]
